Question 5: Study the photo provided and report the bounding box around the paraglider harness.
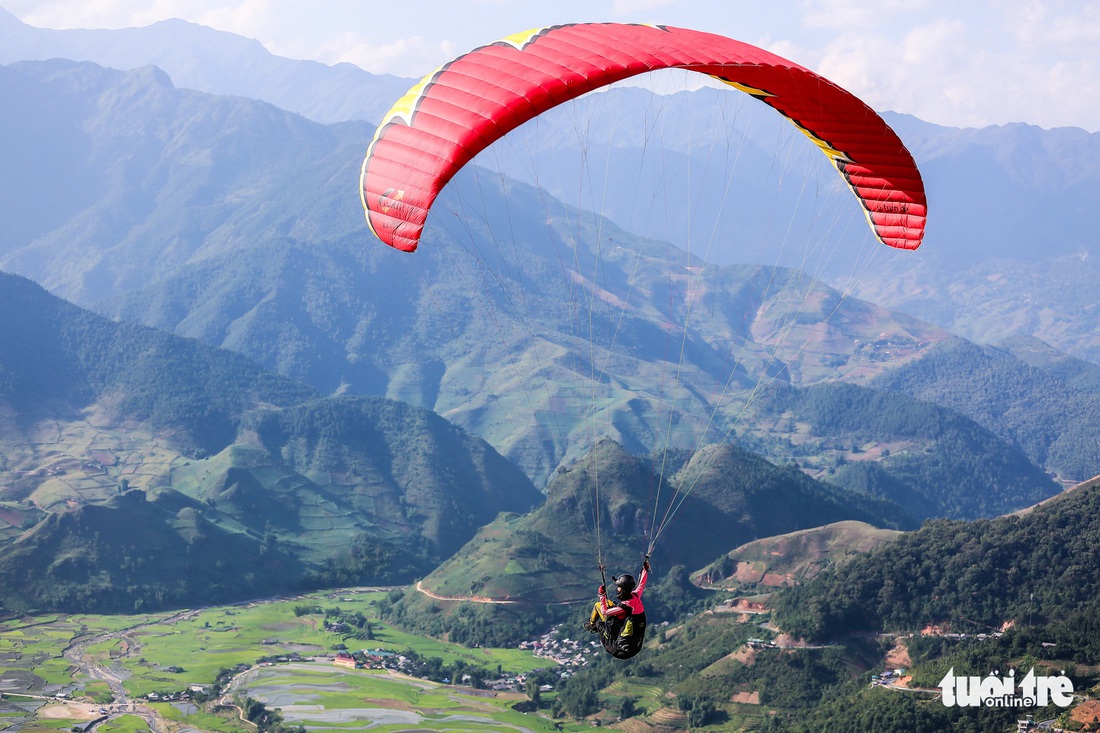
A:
[591,557,648,660]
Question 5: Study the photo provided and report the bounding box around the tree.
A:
[526,677,542,705]
[558,681,599,718]
[688,698,716,728]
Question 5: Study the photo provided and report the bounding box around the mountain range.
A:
[0,7,1095,595]
[0,272,540,612]
[0,6,408,125]
[6,7,1097,364]
[3,14,1100,729]
[0,262,1075,619]
[1,56,1088,491]
[1,49,1093,499]
[0,58,369,304]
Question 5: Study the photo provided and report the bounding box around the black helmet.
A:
[613,574,636,599]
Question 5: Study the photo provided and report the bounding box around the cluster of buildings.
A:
[519,626,602,667]
[329,650,549,693]
[143,685,206,702]
[330,648,400,671]
[869,668,908,686]
[325,626,596,693]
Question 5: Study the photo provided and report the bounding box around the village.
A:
[320,623,601,693]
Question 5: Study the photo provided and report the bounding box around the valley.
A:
[0,583,965,732]
[1,9,1099,732]
[0,588,575,733]
[5,476,1100,732]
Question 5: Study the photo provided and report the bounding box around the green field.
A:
[113,589,543,697]
[97,714,152,733]
[0,587,574,733]
[232,663,584,733]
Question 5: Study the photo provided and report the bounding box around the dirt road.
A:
[414,580,519,604]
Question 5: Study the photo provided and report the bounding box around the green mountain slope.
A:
[245,396,540,558]
[386,440,908,645]
[422,440,908,604]
[1000,334,1100,393]
[0,271,315,456]
[0,487,301,612]
[0,273,540,612]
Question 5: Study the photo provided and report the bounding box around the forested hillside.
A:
[0,271,314,456]
[0,487,302,611]
[772,476,1100,641]
[755,381,1061,520]
[871,337,1100,481]
[540,477,1100,732]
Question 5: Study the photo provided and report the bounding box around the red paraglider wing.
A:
[360,23,926,253]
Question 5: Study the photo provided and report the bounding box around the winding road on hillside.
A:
[415,580,519,604]
[414,581,588,607]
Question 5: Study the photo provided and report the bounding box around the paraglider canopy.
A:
[360,22,926,254]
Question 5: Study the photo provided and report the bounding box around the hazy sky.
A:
[6,0,1100,132]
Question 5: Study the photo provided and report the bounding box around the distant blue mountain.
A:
[0,58,371,302]
[7,8,1093,360]
[0,6,409,124]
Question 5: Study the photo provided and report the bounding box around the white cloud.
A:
[325,33,455,78]
[193,0,279,40]
[1008,1,1100,50]
[796,2,1100,130]
[799,0,935,31]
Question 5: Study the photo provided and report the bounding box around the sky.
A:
[5,0,1100,132]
